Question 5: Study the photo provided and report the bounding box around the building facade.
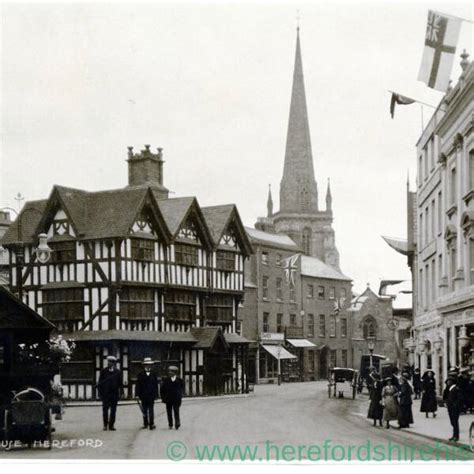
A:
[1,145,253,399]
[410,53,474,392]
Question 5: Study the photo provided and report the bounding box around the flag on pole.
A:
[282,254,300,285]
[418,10,462,92]
[390,92,416,118]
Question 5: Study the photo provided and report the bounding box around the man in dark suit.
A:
[161,365,184,430]
[443,373,462,442]
[98,355,123,431]
[135,357,159,430]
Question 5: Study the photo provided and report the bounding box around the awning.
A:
[261,344,297,360]
[287,339,316,348]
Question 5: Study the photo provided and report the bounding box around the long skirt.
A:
[420,391,438,413]
[398,404,414,427]
[382,396,399,421]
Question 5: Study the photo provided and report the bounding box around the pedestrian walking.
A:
[397,372,414,428]
[420,370,438,418]
[135,357,159,430]
[381,377,399,429]
[98,355,123,431]
[367,372,383,427]
[443,372,462,442]
[412,368,422,400]
[161,365,184,430]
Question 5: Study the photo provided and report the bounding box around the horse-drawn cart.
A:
[328,367,359,400]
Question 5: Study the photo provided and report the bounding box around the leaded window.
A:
[175,243,199,266]
[120,287,154,320]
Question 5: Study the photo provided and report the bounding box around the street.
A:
[1,381,472,461]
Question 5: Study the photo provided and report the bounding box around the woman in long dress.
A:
[420,370,438,418]
[367,373,383,426]
[397,373,414,428]
[381,378,399,429]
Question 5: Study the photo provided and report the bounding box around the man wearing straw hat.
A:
[161,365,184,430]
[97,355,123,431]
[135,357,159,430]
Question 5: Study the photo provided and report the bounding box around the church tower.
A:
[272,28,340,270]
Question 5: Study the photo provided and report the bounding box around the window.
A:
[290,314,297,327]
[120,287,154,320]
[329,315,336,337]
[164,290,195,322]
[330,350,337,368]
[262,276,269,299]
[341,318,347,338]
[431,200,435,238]
[340,288,347,299]
[425,207,429,244]
[175,243,198,266]
[419,213,424,247]
[131,238,155,261]
[308,350,315,372]
[307,284,314,299]
[206,295,233,322]
[319,315,326,337]
[470,150,474,191]
[302,228,312,255]
[50,241,76,263]
[263,312,269,332]
[469,238,474,284]
[318,286,325,299]
[262,252,269,265]
[431,258,436,301]
[277,313,283,333]
[450,166,457,205]
[308,314,314,337]
[42,287,83,322]
[276,254,282,266]
[418,154,423,184]
[289,282,295,302]
[276,278,283,300]
[438,191,442,233]
[216,250,235,271]
[419,268,423,308]
[450,246,457,282]
[329,287,335,300]
[362,317,376,339]
[341,349,348,368]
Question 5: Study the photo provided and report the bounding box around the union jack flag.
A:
[282,254,300,285]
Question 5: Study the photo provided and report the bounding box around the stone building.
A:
[264,28,341,270]
[408,52,474,390]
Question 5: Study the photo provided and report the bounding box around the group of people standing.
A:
[367,365,473,442]
[97,356,184,431]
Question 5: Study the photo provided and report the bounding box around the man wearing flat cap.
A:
[161,365,185,430]
[98,355,123,431]
[135,357,159,430]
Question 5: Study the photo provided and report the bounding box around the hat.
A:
[459,367,470,374]
[402,371,410,378]
[143,357,154,365]
[414,368,420,373]
[168,365,179,372]
[384,377,393,383]
[422,369,434,378]
[106,355,117,362]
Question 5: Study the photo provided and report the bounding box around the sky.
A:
[1,0,472,293]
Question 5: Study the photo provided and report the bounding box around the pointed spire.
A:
[326,178,332,212]
[267,184,273,217]
[279,28,318,214]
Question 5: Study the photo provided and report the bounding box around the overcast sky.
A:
[1,0,472,293]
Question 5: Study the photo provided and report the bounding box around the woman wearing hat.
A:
[381,377,399,429]
[367,372,383,427]
[420,370,438,418]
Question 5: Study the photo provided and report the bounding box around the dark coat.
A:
[135,370,159,401]
[413,373,422,393]
[367,380,384,420]
[443,384,462,413]
[420,377,438,412]
[161,376,185,404]
[398,380,413,426]
[98,367,123,400]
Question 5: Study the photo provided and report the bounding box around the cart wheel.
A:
[469,421,474,453]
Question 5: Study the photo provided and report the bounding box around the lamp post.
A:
[1,205,52,300]
[367,336,375,369]
[276,345,282,386]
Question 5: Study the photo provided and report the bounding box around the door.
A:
[319,347,328,380]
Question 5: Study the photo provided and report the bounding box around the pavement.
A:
[0,381,473,461]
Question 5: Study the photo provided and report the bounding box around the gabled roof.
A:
[190,326,229,350]
[202,204,253,256]
[0,286,55,330]
[300,255,351,282]
[245,226,299,251]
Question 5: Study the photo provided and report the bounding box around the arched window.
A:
[302,228,312,255]
[362,316,377,339]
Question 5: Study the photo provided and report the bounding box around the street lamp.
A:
[367,336,376,369]
[1,205,52,299]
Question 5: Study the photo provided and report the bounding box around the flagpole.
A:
[387,90,445,112]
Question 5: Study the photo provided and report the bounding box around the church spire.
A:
[279,28,318,214]
[326,178,332,212]
[267,184,273,217]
